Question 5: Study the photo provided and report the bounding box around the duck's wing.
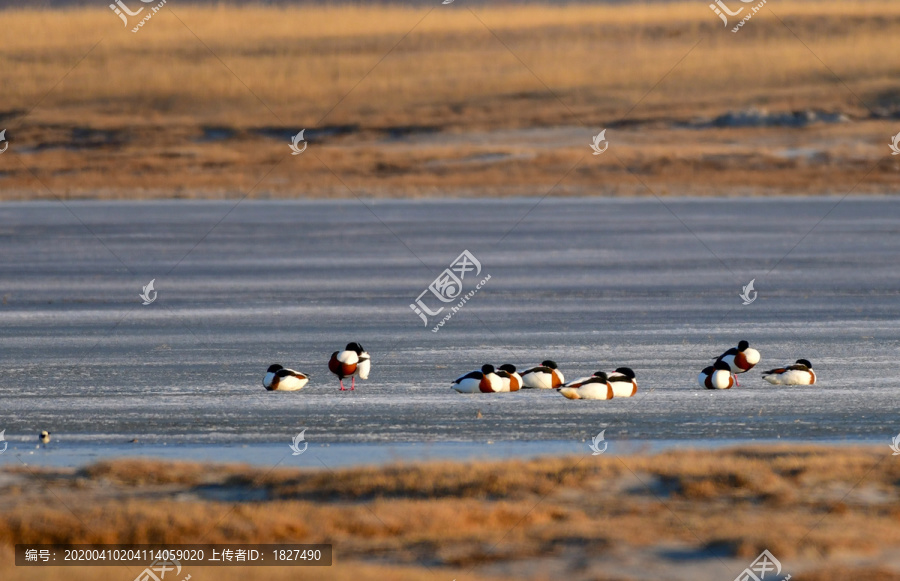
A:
[453,370,483,384]
[564,375,604,388]
[716,347,738,360]
[522,366,553,376]
[785,364,810,372]
[357,352,371,379]
[328,353,342,375]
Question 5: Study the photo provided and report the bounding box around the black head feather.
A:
[614,367,635,379]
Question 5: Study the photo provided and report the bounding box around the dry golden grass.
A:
[1,2,899,198]
[1,446,900,580]
[5,1,900,122]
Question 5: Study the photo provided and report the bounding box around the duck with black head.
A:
[558,371,613,400]
[520,360,565,389]
[715,340,760,386]
[451,365,501,393]
[762,359,816,385]
[328,342,370,390]
[263,364,310,391]
[699,360,735,390]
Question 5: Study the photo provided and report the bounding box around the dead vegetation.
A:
[1,2,899,199]
[1,445,899,579]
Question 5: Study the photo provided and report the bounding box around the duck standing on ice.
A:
[328,342,370,391]
[762,359,816,385]
[715,340,760,386]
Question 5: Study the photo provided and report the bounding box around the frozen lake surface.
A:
[1,197,898,465]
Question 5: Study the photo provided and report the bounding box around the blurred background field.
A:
[1,1,899,198]
[2,447,900,580]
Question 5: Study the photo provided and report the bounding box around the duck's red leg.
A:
[340,379,346,391]
[351,376,356,391]
[734,373,740,387]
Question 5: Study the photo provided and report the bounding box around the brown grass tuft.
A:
[1,445,899,579]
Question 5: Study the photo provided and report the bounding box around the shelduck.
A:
[762,359,816,385]
[452,365,502,393]
[521,360,565,389]
[715,340,760,385]
[328,342,370,391]
[699,360,734,390]
[607,367,637,397]
[558,372,613,400]
[496,364,522,392]
[263,364,310,391]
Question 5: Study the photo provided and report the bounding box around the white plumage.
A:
[558,372,613,400]
[762,359,816,385]
[521,360,565,389]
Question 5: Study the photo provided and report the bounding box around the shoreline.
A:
[0,438,890,469]
[2,444,899,580]
[1,192,899,205]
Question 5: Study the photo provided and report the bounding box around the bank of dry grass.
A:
[4,2,900,123]
[1,446,899,579]
[1,2,899,198]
